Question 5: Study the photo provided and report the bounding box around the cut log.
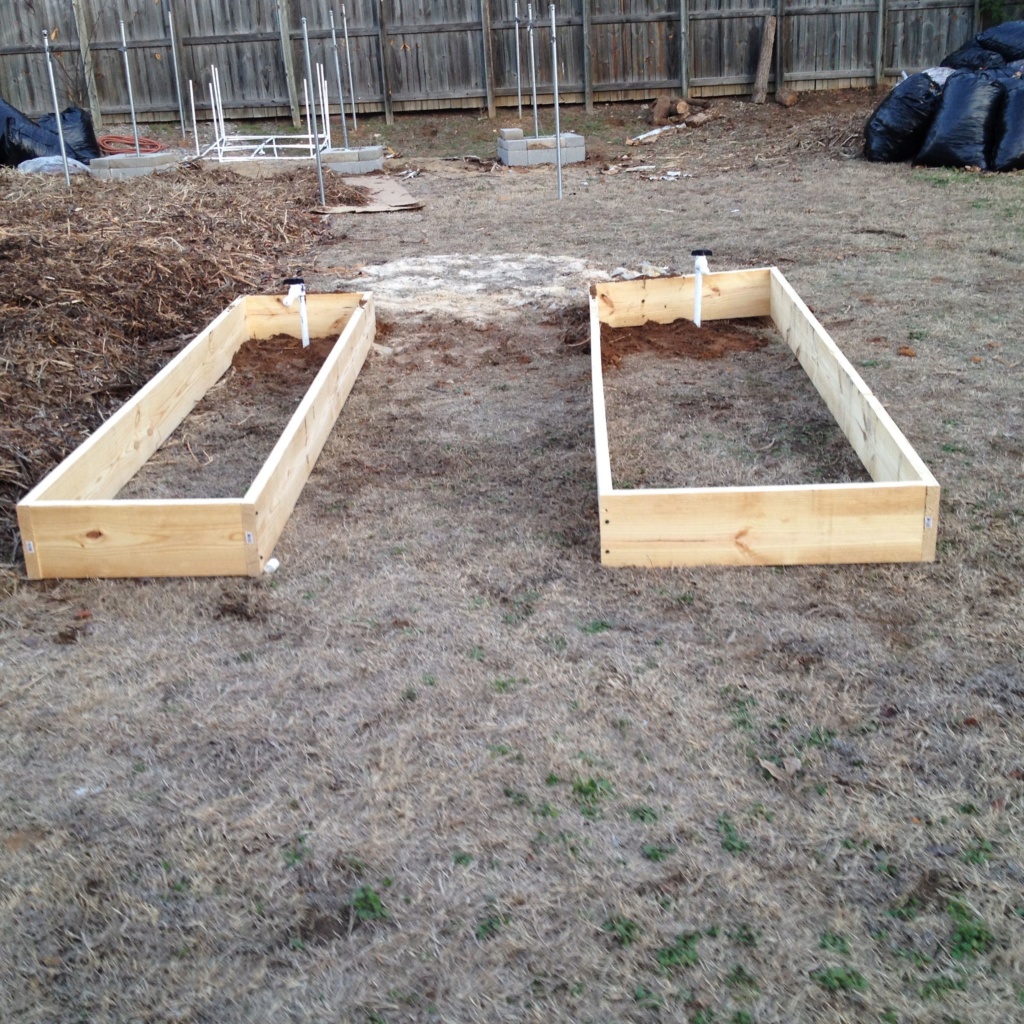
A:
[752,15,777,104]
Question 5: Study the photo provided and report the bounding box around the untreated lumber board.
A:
[590,267,939,567]
[593,269,771,329]
[17,292,373,579]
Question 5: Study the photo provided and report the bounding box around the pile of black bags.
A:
[0,97,100,168]
[865,20,1024,171]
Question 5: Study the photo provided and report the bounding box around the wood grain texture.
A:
[18,292,372,579]
[589,268,940,567]
[600,483,932,567]
[594,269,772,329]
[19,500,252,579]
[248,296,375,568]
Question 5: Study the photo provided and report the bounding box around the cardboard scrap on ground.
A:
[314,177,424,214]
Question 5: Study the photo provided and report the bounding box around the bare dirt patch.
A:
[121,335,335,499]
[2,93,1023,1024]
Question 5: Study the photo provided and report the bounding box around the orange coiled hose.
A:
[97,134,166,156]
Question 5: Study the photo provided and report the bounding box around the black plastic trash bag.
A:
[977,21,1024,61]
[942,40,1006,70]
[864,69,952,162]
[0,98,98,166]
[991,74,1024,171]
[915,71,1006,169]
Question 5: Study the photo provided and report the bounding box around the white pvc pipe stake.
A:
[282,280,310,348]
[692,251,711,327]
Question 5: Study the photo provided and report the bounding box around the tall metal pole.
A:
[301,18,327,207]
[329,10,350,148]
[342,5,358,129]
[166,3,186,137]
[42,32,72,190]
[514,1,522,120]
[528,4,539,138]
[119,20,141,155]
[550,4,562,200]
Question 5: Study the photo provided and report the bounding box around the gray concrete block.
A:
[498,149,529,166]
[498,128,524,140]
[497,138,528,153]
[324,145,384,163]
[89,152,181,179]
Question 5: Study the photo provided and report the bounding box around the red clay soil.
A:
[601,316,774,369]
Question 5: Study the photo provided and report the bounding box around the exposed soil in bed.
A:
[601,317,871,487]
[120,335,335,500]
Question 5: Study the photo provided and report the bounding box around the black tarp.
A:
[0,97,99,167]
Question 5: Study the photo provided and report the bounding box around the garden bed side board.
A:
[590,268,940,567]
[17,292,375,579]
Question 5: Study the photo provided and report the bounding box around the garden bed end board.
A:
[17,292,375,579]
[590,268,939,567]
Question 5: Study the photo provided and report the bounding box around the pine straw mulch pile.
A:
[0,165,368,563]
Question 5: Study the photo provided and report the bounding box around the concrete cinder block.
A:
[89,152,181,179]
[324,145,384,163]
[498,148,530,166]
[498,128,524,140]
[497,138,528,153]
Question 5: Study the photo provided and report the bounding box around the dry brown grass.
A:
[1,95,1023,1023]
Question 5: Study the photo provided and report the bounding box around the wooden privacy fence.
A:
[2,0,1021,126]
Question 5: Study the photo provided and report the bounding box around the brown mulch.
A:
[0,165,368,561]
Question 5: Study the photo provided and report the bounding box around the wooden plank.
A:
[23,299,248,504]
[243,292,364,340]
[593,269,772,329]
[752,14,777,102]
[70,0,103,129]
[769,268,937,488]
[589,288,613,495]
[599,484,931,567]
[19,500,251,579]
[481,0,497,118]
[581,0,593,112]
[276,0,301,127]
[377,0,395,124]
[249,296,375,565]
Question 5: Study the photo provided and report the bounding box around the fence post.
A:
[377,0,395,124]
[874,0,886,86]
[481,0,497,118]
[70,0,103,128]
[582,0,593,112]
[774,0,784,95]
[277,0,301,127]
[678,0,689,97]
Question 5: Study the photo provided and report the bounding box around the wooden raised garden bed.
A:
[18,292,374,579]
[590,268,939,567]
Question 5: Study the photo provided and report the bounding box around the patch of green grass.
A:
[728,923,760,947]
[887,896,921,921]
[467,645,485,661]
[919,974,967,999]
[717,815,749,854]
[642,843,676,862]
[947,901,994,960]
[580,619,613,634]
[633,984,663,1009]
[533,801,560,818]
[656,932,700,971]
[799,727,836,750]
[810,966,868,993]
[820,931,851,956]
[502,786,529,807]
[722,687,757,730]
[350,885,390,923]
[452,849,472,866]
[491,677,521,693]
[602,915,642,947]
[282,834,311,867]
[726,964,760,991]
[475,907,510,940]
[401,686,417,702]
[630,804,659,823]
[731,1012,755,1024]
[960,838,993,865]
[572,776,614,805]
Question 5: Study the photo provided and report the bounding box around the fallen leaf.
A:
[74,609,93,620]
[971,355,983,363]
[782,756,802,776]
[898,346,917,358]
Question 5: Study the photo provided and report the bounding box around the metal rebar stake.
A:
[188,80,199,157]
[342,5,358,130]
[550,4,562,200]
[166,3,186,138]
[42,31,71,190]
[329,10,351,148]
[514,2,522,120]
[528,5,539,138]
[119,20,141,155]
[301,18,327,207]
